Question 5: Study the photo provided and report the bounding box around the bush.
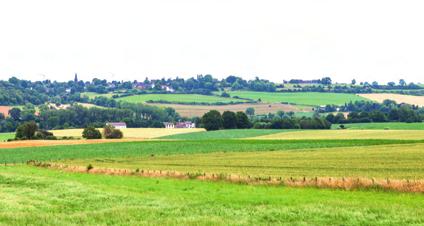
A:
[15,121,38,140]
[82,127,102,139]
[103,125,123,139]
[34,130,56,140]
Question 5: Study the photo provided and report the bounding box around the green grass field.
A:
[2,139,417,164]
[64,143,424,179]
[0,133,14,142]
[256,129,424,140]
[118,94,248,104]
[332,122,424,130]
[2,166,424,225]
[3,129,424,225]
[161,129,288,140]
[227,91,368,105]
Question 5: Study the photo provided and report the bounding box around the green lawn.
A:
[1,166,424,225]
[0,133,14,142]
[1,139,419,164]
[332,122,424,130]
[227,91,369,106]
[118,94,248,104]
[66,143,424,180]
[161,129,288,140]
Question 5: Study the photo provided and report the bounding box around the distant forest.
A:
[1,75,423,106]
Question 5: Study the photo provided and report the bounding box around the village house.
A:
[106,122,127,129]
[135,82,155,90]
[163,121,195,129]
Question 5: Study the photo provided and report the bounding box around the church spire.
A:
[74,73,78,82]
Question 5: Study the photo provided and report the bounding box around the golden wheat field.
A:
[255,129,424,140]
[50,128,205,139]
[358,93,424,107]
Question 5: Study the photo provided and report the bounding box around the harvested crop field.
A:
[50,128,204,139]
[0,106,11,117]
[358,93,424,106]
[147,103,312,117]
[255,129,424,140]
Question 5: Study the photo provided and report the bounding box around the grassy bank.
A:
[1,166,424,225]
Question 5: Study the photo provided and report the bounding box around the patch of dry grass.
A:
[50,128,205,139]
[359,93,424,106]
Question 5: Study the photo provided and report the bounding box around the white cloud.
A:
[0,0,423,84]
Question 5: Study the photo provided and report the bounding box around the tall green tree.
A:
[235,112,251,129]
[222,111,237,129]
[201,110,223,131]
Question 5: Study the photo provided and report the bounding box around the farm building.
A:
[0,106,11,117]
[106,122,127,129]
[164,121,195,129]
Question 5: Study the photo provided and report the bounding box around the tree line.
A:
[321,100,423,123]
[200,110,331,131]
[0,103,181,132]
[2,76,422,106]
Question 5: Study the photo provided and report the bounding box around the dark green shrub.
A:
[82,127,102,139]
[103,125,123,139]
[15,121,38,140]
[34,130,56,140]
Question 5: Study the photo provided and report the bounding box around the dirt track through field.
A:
[359,93,424,106]
[147,103,312,117]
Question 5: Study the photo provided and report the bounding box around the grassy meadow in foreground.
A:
[226,91,368,105]
[1,166,424,225]
[332,122,424,130]
[1,139,418,163]
[64,143,424,179]
[256,129,424,140]
[118,93,248,104]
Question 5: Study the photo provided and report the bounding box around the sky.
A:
[0,0,424,84]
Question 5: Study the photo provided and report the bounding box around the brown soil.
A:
[147,103,313,117]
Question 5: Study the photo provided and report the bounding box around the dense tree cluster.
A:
[324,100,423,123]
[1,76,423,106]
[201,110,251,131]
[0,103,180,132]
[201,110,331,130]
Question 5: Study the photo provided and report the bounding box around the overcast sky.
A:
[1,0,424,83]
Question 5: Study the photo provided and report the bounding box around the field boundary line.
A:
[27,161,424,193]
